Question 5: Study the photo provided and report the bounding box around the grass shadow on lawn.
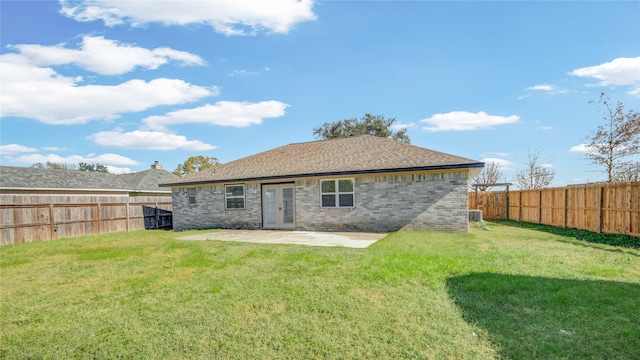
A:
[495,220,640,249]
[447,273,640,360]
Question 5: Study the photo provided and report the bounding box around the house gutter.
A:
[161,162,485,187]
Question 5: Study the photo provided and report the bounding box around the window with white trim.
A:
[187,188,196,205]
[225,184,245,210]
[320,179,354,208]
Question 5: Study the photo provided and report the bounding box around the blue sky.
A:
[1,0,639,187]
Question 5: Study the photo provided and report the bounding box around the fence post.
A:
[155,201,160,230]
[598,186,604,234]
[97,203,101,234]
[126,199,130,232]
[518,191,522,222]
[538,190,543,224]
[49,201,55,240]
[505,185,510,220]
[563,188,568,229]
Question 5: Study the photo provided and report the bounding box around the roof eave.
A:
[161,162,484,187]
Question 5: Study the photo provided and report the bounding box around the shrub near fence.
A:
[0,194,172,245]
[469,182,640,237]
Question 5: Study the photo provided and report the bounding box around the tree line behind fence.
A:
[0,195,172,245]
[469,182,639,237]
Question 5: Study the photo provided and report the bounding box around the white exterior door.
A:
[262,184,295,229]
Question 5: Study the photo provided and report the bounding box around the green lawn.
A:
[1,222,639,359]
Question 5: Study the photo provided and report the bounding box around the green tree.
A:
[173,156,219,177]
[584,93,640,182]
[313,113,410,143]
[78,162,109,173]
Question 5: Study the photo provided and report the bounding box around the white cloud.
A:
[541,126,552,130]
[227,66,271,77]
[106,166,133,174]
[88,128,216,151]
[391,122,415,130]
[0,61,216,124]
[10,152,139,166]
[0,144,38,155]
[421,111,520,132]
[528,84,555,91]
[227,69,259,77]
[482,152,510,157]
[1,36,216,124]
[6,36,205,75]
[59,0,317,35]
[143,100,290,130]
[629,87,640,97]
[569,144,592,154]
[541,163,555,168]
[526,84,567,94]
[481,157,513,170]
[42,146,72,151]
[570,57,640,86]
[570,143,631,156]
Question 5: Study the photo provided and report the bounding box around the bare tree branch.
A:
[515,149,555,189]
[584,93,640,182]
[471,162,504,191]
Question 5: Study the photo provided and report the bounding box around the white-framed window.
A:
[320,179,354,208]
[187,188,196,205]
[225,184,245,210]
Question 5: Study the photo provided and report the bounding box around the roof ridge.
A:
[287,134,374,146]
[120,168,151,189]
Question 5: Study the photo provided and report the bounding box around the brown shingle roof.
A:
[161,135,483,186]
[0,166,177,192]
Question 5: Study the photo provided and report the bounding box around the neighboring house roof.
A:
[118,169,179,192]
[0,165,177,192]
[162,135,484,187]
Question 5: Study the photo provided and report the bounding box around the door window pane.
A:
[265,189,276,223]
[282,188,294,223]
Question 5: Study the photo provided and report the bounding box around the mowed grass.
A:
[1,222,639,359]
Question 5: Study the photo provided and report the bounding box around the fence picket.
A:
[0,195,173,245]
[469,182,639,237]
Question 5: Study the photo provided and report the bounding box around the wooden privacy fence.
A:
[469,182,640,237]
[0,195,173,245]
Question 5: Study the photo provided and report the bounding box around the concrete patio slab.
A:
[176,230,387,248]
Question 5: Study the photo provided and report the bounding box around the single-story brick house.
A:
[161,135,484,233]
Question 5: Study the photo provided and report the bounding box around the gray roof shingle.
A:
[162,135,483,186]
[0,166,177,192]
